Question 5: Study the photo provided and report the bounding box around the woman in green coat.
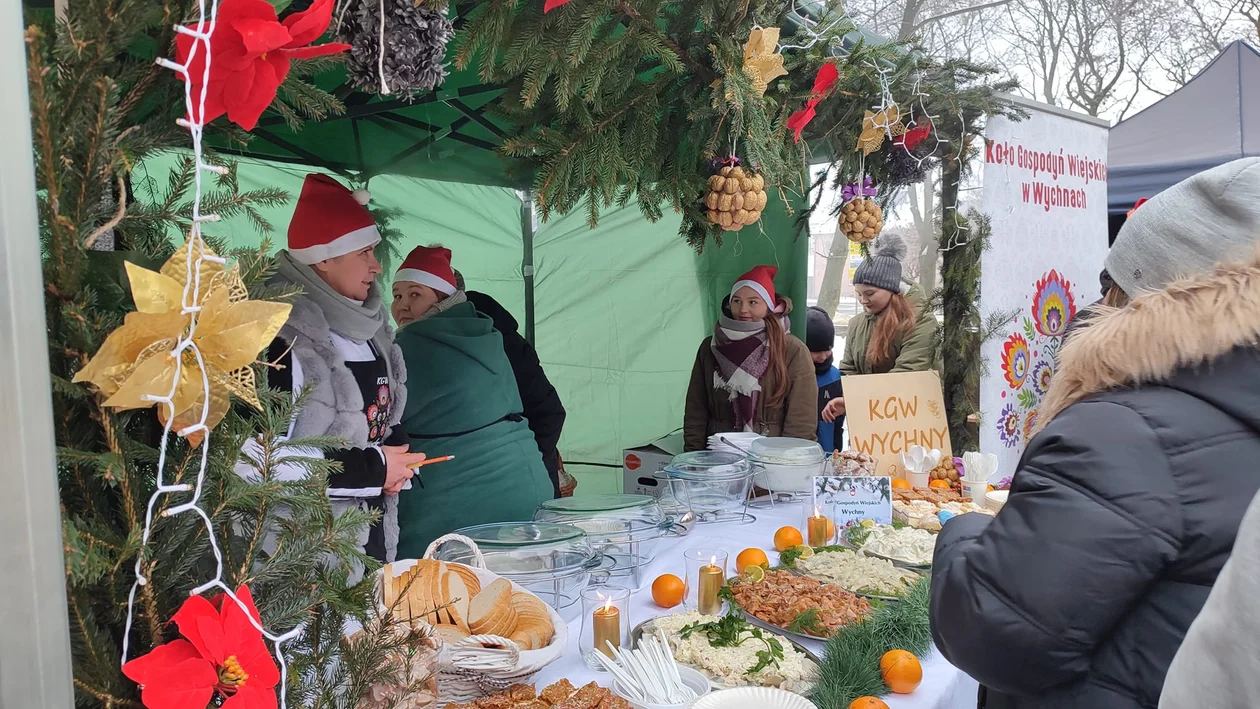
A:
[390,246,554,558]
[823,235,939,424]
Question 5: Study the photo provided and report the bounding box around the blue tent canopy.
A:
[1108,41,1260,216]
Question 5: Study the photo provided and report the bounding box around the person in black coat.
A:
[462,286,567,498]
[930,158,1260,709]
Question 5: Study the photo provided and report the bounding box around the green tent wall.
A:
[140,154,808,493]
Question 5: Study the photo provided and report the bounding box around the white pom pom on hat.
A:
[351,188,372,206]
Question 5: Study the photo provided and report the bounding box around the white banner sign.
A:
[979,98,1109,480]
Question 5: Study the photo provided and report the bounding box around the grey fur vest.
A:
[277,294,409,564]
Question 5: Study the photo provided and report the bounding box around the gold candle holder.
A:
[581,586,630,669]
[808,506,830,546]
[698,558,723,615]
[592,600,620,658]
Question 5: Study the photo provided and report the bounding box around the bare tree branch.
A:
[911,0,1015,33]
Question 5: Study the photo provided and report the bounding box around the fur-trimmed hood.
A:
[1037,243,1260,432]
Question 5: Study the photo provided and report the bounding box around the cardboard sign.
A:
[814,475,892,528]
[841,371,952,478]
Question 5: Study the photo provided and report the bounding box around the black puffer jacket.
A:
[466,291,567,497]
[931,251,1260,709]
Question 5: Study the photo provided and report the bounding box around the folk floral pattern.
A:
[995,270,1082,455]
[1001,334,1030,389]
[996,403,1021,448]
[1031,360,1054,397]
[1032,270,1077,337]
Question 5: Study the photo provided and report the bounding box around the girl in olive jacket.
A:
[823,235,939,424]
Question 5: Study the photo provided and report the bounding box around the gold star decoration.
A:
[742,27,788,96]
[73,238,291,446]
[710,27,789,102]
[856,104,906,155]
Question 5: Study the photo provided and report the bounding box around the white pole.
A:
[0,0,76,705]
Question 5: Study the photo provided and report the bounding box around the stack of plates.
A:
[692,688,813,709]
[985,489,1009,513]
[707,432,762,456]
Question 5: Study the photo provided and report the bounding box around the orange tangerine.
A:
[736,548,769,571]
[891,478,913,490]
[880,649,923,694]
[651,574,685,608]
[773,526,804,552]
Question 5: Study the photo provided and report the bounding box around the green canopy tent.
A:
[172,4,900,492]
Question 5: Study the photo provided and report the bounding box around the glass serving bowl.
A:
[655,451,756,522]
[433,522,604,615]
[535,494,677,587]
[748,437,827,494]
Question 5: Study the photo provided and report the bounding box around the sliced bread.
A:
[468,578,517,637]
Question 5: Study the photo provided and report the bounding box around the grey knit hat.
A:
[1107,157,1260,295]
[853,235,906,293]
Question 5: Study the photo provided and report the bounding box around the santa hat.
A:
[287,174,380,264]
[396,246,457,296]
[731,265,778,307]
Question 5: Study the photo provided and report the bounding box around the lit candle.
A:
[808,507,830,546]
[592,594,620,658]
[698,556,723,615]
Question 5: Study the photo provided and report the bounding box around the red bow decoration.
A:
[122,586,280,709]
[544,0,574,11]
[1127,198,1148,217]
[895,120,932,150]
[787,63,840,143]
[175,0,350,131]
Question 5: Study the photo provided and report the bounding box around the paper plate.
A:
[691,687,814,709]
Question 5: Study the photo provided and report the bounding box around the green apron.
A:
[394,302,554,558]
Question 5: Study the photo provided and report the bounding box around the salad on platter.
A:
[792,547,919,598]
[845,523,937,568]
[643,611,820,693]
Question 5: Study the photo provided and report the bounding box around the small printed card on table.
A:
[814,476,893,529]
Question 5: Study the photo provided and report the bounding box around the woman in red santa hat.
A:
[682,265,818,452]
[390,245,555,558]
[235,174,424,580]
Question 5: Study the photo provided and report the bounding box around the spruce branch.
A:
[84,173,127,249]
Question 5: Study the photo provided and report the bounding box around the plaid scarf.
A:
[711,316,770,431]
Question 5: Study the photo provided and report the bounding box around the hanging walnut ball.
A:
[704,165,768,232]
[840,198,884,244]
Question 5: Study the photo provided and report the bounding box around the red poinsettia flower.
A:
[175,0,350,131]
[544,0,574,10]
[123,585,280,709]
[787,63,840,143]
[895,120,932,150]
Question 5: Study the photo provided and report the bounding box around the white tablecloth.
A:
[531,501,978,709]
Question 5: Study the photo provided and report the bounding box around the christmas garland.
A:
[811,576,933,708]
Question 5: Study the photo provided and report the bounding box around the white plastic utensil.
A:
[596,631,699,705]
[962,452,999,482]
[902,445,928,473]
[924,448,943,469]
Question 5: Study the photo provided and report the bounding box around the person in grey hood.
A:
[235,174,424,577]
[930,157,1260,709]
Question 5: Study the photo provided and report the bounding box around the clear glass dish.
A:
[535,494,677,586]
[657,451,756,517]
[748,437,827,494]
[434,521,604,613]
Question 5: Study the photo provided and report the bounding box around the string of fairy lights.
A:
[130,2,303,707]
[780,0,979,252]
